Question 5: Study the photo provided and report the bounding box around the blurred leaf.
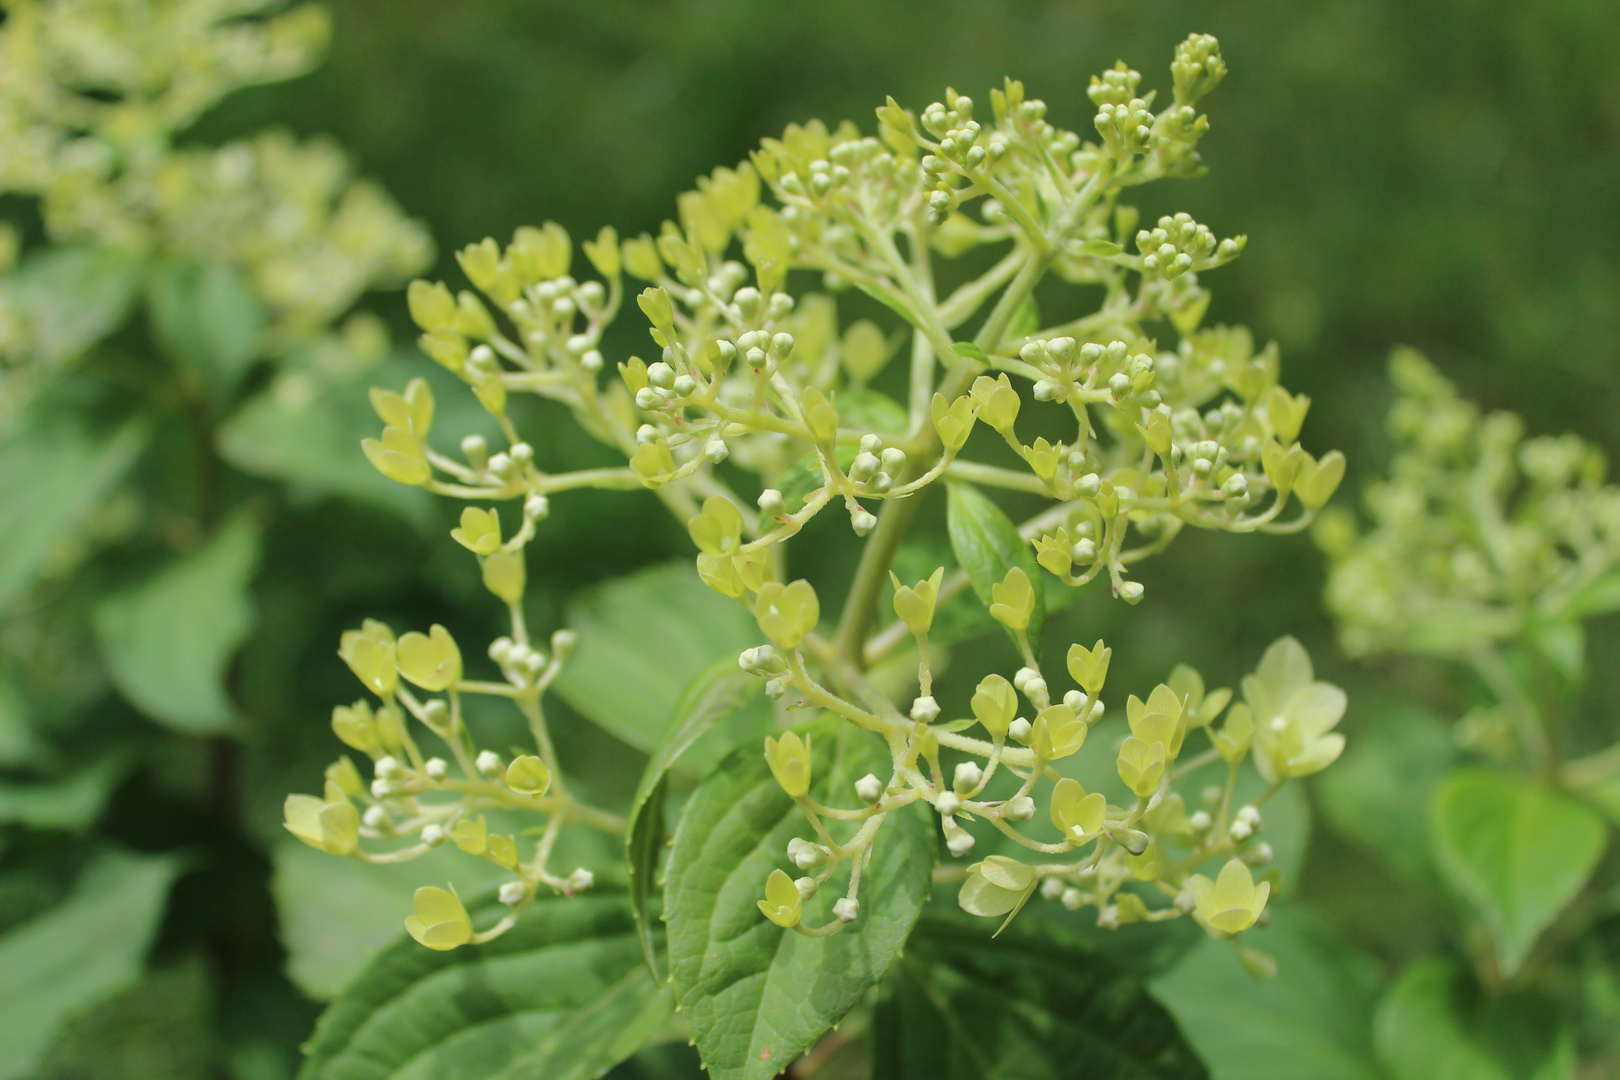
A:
[1430,768,1605,976]
[218,366,433,526]
[1005,295,1041,343]
[665,725,934,1080]
[1317,704,1454,882]
[0,756,126,830]
[271,839,493,1001]
[0,672,38,768]
[1151,910,1386,1080]
[298,891,671,1080]
[1374,960,1573,1080]
[94,515,260,734]
[625,657,763,979]
[0,412,148,609]
[9,246,143,366]
[873,912,1207,1078]
[33,957,214,1080]
[0,848,182,1080]
[836,387,909,437]
[946,481,1044,655]
[146,261,265,396]
[556,561,758,751]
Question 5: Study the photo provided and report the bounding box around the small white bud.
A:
[704,438,729,463]
[421,824,446,846]
[1005,795,1036,821]
[566,868,595,892]
[833,897,860,923]
[509,443,534,465]
[476,750,502,776]
[424,757,448,780]
[1238,805,1262,829]
[1041,878,1066,900]
[854,774,884,804]
[758,488,787,517]
[488,452,513,476]
[370,778,394,799]
[851,509,878,535]
[1024,678,1049,709]
[788,837,828,869]
[1013,666,1037,692]
[1249,841,1275,864]
[551,629,578,659]
[936,792,961,816]
[647,361,675,388]
[1008,717,1033,743]
[375,755,402,779]
[1228,819,1253,842]
[859,433,883,454]
[794,876,819,900]
[525,495,550,520]
[953,762,983,794]
[461,435,488,470]
[1189,810,1212,832]
[1071,538,1098,563]
[581,349,604,372]
[673,374,697,397]
[1119,581,1145,603]
[946,829,976,857]
[880,447,908,473]
[636,424,659,445]
[910,695,940,723]
[1061,888,1084,910]
[1063,690,1089,712]
[421,699,450,729]
[362,805,390,830]
[635,387,661,410]
[499,881,528,906]
[1089,699,1106,721]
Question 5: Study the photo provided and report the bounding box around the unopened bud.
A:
[421,824,446,846]
[854,774,884,804]
[362,805,390,830]
[525,495,550,519]
[476,751,502,776]
[936,792,961,816]
[758,488,787,517]
[946,828,976,857]
[788,837,828,869]
[1005,795,1036,821]
[1061,888,1084,910]
[953,762,983,794]
[1041,878,1065,900]
[1008,717,1032,743]
[833,897,860,923]
[566,868,595,892]
[910,695,940,723]
[461,435,489,471]
[424,757,448,780]
[375,756,402,779]
[499,881,528,905]
[794,876,818,900]
[550,629,578,660]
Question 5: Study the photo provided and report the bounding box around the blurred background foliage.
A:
[1,0,1617,1078]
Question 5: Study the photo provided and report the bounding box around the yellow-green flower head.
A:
[339,619,397,696]
[1242,637,1346,783]
[1168,664,1233,728]
[688,496,745,555]
[890,566,944,638]
[505,754,551,796]
[931,392,977,451]
[1066,639,1112,695]
[362,426,430,486]
[757,868,803,928]
[1212,703,1255,764]
[971,673,1017,738]
[481,552,526,604]
[970,373,1021,432]
[396,625,463,691]
[764,732,812,798]
[1049,778,1107,841]
[1188,858,1270,935]
[451,507,502,555]
[958,856,1037,918]
[1033,703,1086,760]
[283,784,359,855]
[755,579,819,650]
[369,378,434,438]
[405,885,473,951]
[1293,449,1346,510]
[1126,683,1187,757]
[451,815,488,855]
[1116,736,1167,797]
[331,699,382,755]
[988,566,1034,631]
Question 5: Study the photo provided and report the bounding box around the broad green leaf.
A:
[33,957,214,1080]
[1374,960,1573,1080]
[8,246,143,366]
[946,481,1045,655]
[1151,910,1386,1080]
[873,913,1207,1078]
[298,891,671,1080]
[94,515,260,734]
[556,561,758,751]
[1317,703,1453,882]
[271,839,494,1000]
[0,848,182,1080]
[0,412,148,609]
[0,756,126,830]
[146,260,265,395]
[665,726,935,1080]
[625,658,763,978]
[1430,767,1606,975]
[218,367,434,526]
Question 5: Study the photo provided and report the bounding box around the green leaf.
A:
[951,341,990,365]
[1430,767,1606,975]
[1526,620,1583,682]
[1005,295,1041,344]
[835,387,910,437]
[665,726,935,1080]
[8,246,144,366]
[874,912,1208,1078]
[218,364,434,527]
[854,280,924,330]
[1079,239,1124,257]
[94,515,260,734]
[946,481,1045,655]
[147,260,266,395]
[626,658,763,978]
[0,412,148,609]
[1317,703,1454,882]
[1374,960,1573,1080]
[33,957,214,1080]
[1151,910,1386,1080]
[556,561,759,751]
[271,838,493,1001]
[298,891,672,1080]
[0,848,182,1080]
[0,672,38,768]
[0,756,127,830]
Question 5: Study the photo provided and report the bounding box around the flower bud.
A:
[1061,888,1084,911]
[833,897,860,923]
[525,495,550,519]
[758,488,787,517]
[363,805,390,830]
[551,629,578,659]
[854,774,884,804]
[566,868,595,892]
[421,824,446,846]
[794,876,819,900]
[425,757,448,780]
[936,792,961,816]
[953,762,983,794]
[851,509,878,535]
[476,750,502,776]
[1005,796,1037,821]
[946,826,976,857]
[1008,717,1032,743]
[788,837,828,869]
[910,695,940,723]
[499,881,528,906]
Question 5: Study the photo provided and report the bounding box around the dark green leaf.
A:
[626,658,763,978]
[0,413,148,609]
[556,561,759,751]
[946,481,1045,655]
[299,891,671,1080]
[1374,960,1572,1080]
[0,756,127,830]
[1151,910,1386,1080]
[8,246,143,366]
[0,848,182,1080]
[93,515,260,734]
[874,912,1208,1079]
[147,260,265,395]
[665,725,935,1080]
[1430,767,1606,975]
